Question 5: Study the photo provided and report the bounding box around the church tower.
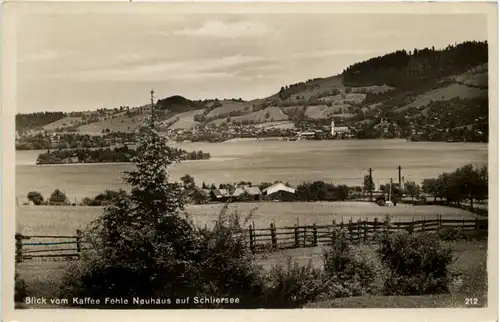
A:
[331,119,335,136]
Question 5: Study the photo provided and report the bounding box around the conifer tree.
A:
[66,101,202,304]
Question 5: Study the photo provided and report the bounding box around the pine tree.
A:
[66,105,203,304]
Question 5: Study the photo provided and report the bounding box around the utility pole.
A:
[389,178,393,203]
[150,89,155,130]
[368,168,374,202]
[397,165,402,190]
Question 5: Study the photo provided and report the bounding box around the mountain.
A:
[17,40,489,142]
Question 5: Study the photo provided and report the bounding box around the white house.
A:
[262,182,296,196]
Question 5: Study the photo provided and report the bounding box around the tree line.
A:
[343,41,488,88]
[16,112,66,131]
[361,164,488,210]
[35,145,211,165]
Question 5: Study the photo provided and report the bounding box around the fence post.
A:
[348,218,353,242]
[15,233,23,263]
[363,220,368,242]
[374,217,378,235]
[422,218,426,232]
[248,225,254,253]
[357,218,362,243]
[270,223,277,250]
[76,229,82,257]
[312,223,318,246]
[294,224,299,248]
[437,214,441,233]
[303,226,307,247]
[475,216,479,231]
[331,220,336,246]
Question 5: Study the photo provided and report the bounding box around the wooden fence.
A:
[246,216,488,253]
[15,230,84,262]
[15,216,488,261]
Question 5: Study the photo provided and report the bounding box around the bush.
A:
[15,272,28,303]
[439,227,467,241]
[375,230,453,295]
[48,189,69,205]
[321,228,385,298]
[264,258,325,308]
[27,191,44,205]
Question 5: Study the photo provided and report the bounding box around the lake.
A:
[16,139,487,203]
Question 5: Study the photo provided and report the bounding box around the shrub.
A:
[27,191,44,205]
[439,227,467,241]
[321,228,385,298]
[48,189,69,205]
[375,230,453,295]
[264,258,325,308]
[15,272,28,303]
[193,205,267,308]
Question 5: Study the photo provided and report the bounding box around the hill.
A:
[16,41,489,143]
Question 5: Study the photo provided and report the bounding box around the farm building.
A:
[244,186,263,201]
[262,182,296,200]
[231,186,263,201]
[209,189,231,202]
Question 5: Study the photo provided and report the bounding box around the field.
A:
[397,83,487,112]
[16,202,479,236]
[77,113,147,135]
[305,105,350,119]
[205,100,254,117]
[42,117,83,131]
[167,109,203,129]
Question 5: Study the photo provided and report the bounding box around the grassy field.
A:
[16,202,478,236]
[167,109,203,129]
[42,117,83,131]
[77,113,147,134]
[232,106,288,123]
[205,100,253,118]
[398,83,487,112]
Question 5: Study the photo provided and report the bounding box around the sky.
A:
[16,13,488,113]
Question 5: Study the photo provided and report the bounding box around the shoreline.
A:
[18,157,236,167]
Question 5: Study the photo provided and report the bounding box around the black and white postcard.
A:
[2,2,498,322]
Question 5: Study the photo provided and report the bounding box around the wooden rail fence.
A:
[15,216,488,261]
[15,229,85,262]
[245,216,488,253]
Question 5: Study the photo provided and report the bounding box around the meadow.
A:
[16,139,488,203]
[16,201,478,236]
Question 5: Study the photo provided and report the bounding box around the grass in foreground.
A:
[15,240,487,308]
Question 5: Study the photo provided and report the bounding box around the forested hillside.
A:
[342,41,488,88]
[16,112,66,131]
